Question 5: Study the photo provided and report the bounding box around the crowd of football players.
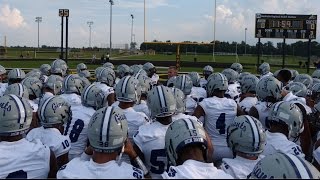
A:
[0,59,320,178]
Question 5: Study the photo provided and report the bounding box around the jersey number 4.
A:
[64,119,84,142]
[216,113,226,134]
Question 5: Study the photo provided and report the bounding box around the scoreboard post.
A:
[255,14,317,72]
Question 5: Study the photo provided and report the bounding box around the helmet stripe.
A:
[10,95,26,124]
[246,116,260,151]
[181,75,186,90]
[18,83,23,97]
[284,153,310,178]
[157,86,166,109]
[40,96,54,123]
[297,155,314,178]
[183,118,195,130]
[64,75,72,91]
[101,107,113,142]
[121,76,130,94]
[83,84,94,103]
[99,68,106,79]
[17,69,21,77]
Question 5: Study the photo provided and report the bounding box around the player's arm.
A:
[236,104,245,116]
[30,112,40,130]
[193,105,205,119]
[248,106,259,120]
[107,93,115,106]
[57,153,69,168]
[48,150,58,179]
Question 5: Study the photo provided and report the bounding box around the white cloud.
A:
[216,5,233,21]
[0,4,26,29]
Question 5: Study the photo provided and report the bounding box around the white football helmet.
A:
[268,101,303,138]
[294,74,313,89]
[40,64,51,76]
[291,69,299,80]
[203,65,214,79]
[95,67,105,80]
[222,68,239,83]
[166,76,177,87]
[249,152,320,179]
[174,75,193,95]
[143,62,156,77]
[258,62,270,75]
[78,70,91,79]
[188,72,201,87]
[38,96,72,127]
[44,75,64,95]
[26,69,41,79]
[117,64,132,78]
[227,115,266,155]
[0,65,6,75]
[256,76,282,101]
[134,73,152,95]
[81,84,106,110]
[63,74,85,94]
[240,74,259,94]
[88,106,128,153]
[8,68,26,84]
[4,83,29,99]
[103,62,114,70]
[171,88,186,113]
[50,59,68,77]
[286,82,307,97]
[97,67,116,87]
[165,118,208,166]
[147,85,176,118]
[76,63,87,74]
[0,95,33,136]
[206,73,228,97]
[312,69,320,79]
[115,76,141,103]
[22,77,43,98]
[230,63,243,73]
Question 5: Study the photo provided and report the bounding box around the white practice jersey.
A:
[162,160,232,179]
[0,138,50,179]
[254,101,274,129]
[199,96,237,146]
[59,93,82,106]
[26,127,70,158]
[133,100,151,118]
[151,74,159,86]
[263,131,305,158]
[93,82,115,98]
[133,121,171,179]
[0,82,8,96]
[199,78,207,89]
[260,72,273,79]
[239,96,258,114]
[57,158,144,179]
[225,83,241,101]
[221,155,264,179]
[64,105,96,160]
[185,95,197,115]
[172,113,203,126]
[28,99,38,113]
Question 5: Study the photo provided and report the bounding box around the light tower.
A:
[35,17,42,50]
[87,21,94,48]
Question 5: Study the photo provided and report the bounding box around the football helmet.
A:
[103,62,114,70]
[294,74,313,89]
[26,69,41,79]
[240,74,259,94]
[258,62,271,75]
[203,65,214,79]
[78,70,91,79]
[76,63,87,74]
[40,64,51,76]
[44,75,64,95]
[50,59,68,77]
[88,106,128,153]
[63,74,85,95]
[117,64,132,78]
[165,118,208,166]
[206,73,228,97]
[38,96,72,127]
[22,77,43,98]
[171,88,186,113]
[166,76,177,87]
[249,152,320,179]
[222,68,239,83]
[312,69,320,79]
[174,75,193,95]
[81,84,106,110]
[4,83,29,99]
[143,62,156,77]
[130,64,143,75]
[291,69,299,80]
[147,85,176,118]
[230,63,243,73]
[188,72,201,87]
[134,73,152,95]
[0,65,6,75]
[115,76,141,103]
[95,67,105,80]
[97,67,116,87]
[8,68,26,84]
[227,115,266,155]
[0,95,33,136]
[238,72,251,83]
[286,82,307,97]
[268,101,303,138]
[256,76,282,101]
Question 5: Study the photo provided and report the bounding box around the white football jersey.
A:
[94,82,115,98]
[64,105,96,160]
[199,78,207,89]
[185,95,197,115]
[239,97,258,114]
[0,138,50,178]
[57,158,144,179]
[199,96,237,146]
[133,100,151,118]
[263,131,305,158]
[162,160,232,179]
[28,99,38,113]
[254,101,273,129]
[260,72,273,79]
[221,155,264,179]
[0,82,8,96]
[225,83,241,101]
[59,93,82,106]
[26,127,70,158]
[133,121,171,179]
[151,74,159,85]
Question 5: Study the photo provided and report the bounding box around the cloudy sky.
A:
[0,0,318,48]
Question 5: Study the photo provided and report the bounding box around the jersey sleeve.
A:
[220,161,236,178]
[133,129,144,153]
[54,136,71,158]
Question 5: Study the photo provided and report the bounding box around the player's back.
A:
[239,96,258,114]
[225,83,241,100]
[199,96,237,146]
[133,100,151,118]
[133,121,170,179]
[59,93,81,106]
[94,82,114,97]
[64,105,95,160]
[26,126,70,158]
[255,101,273,128]
[0,138,50,178]
[199,78,207,89]
[57,158,144,179]
[162,160,232,179]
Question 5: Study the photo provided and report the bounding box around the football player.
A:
[133,73,152,118]
[238,73,259,114]
[143,62,159,86]
[221,68,241,101]
[94,67,116,106]
[0,65,7,96]
[258,62,273,79]
[199,65,213,89]
[7,68,25,85]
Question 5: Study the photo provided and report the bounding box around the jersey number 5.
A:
[150,149,166,174]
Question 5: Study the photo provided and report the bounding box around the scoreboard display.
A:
[255,14,317,39]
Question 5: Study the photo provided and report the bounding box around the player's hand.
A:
[84,145,93,155]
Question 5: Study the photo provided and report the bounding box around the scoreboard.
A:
[255,14,317,39]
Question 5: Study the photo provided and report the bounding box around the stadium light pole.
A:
[245,27,247,55]
[212,0,217,62]
[130,14,134,50]
[87,21,93,48]
[109,0,114,57]
[35,17,42,51]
